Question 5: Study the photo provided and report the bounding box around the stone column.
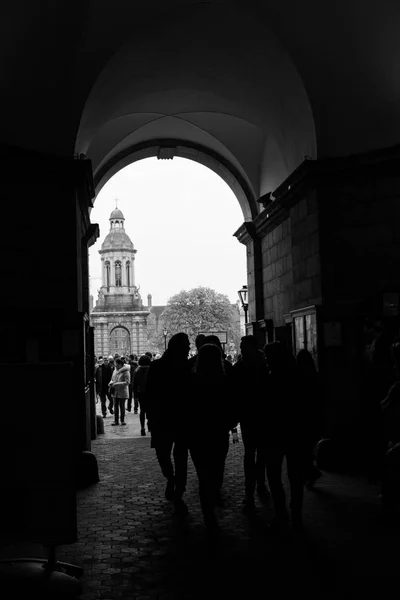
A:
[234,221,264,341]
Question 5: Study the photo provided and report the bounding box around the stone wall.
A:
[319,174,400,313]
[261,218,292,326]
[290,191,322,310]
[259,190,321,330]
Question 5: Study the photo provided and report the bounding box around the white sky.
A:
[89,157,247,306]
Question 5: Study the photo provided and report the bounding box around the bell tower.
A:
[91,200,150,357]
[99,204,137,295]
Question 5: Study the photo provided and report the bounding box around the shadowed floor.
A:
[1,430,399,599]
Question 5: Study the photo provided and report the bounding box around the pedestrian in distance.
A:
[95,357,103,406]
[99,357,114,417]
[109,357,131,426]
[127,354,138,413]
[133,354,152,435]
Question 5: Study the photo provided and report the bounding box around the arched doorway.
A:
[110,326,131,356]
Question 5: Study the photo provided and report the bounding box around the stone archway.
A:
[93,139,258,223]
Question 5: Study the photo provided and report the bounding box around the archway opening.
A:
[89,156,247,437]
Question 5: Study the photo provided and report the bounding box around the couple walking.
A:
[145,333,237,528]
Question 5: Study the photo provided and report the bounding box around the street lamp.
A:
[238,284,249,324]
[163,327,168,351]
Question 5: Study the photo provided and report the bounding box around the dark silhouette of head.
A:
[145,351,153,360]
[196,343,224,377]
[240,335,259,360]
[167,332,190,360]
[263,341,288,372]
[195,334,206,351]
[138,354,152,367]
[296,349,317,374]
[204,334,222,350]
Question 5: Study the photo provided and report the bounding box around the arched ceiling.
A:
[2,0,400,213]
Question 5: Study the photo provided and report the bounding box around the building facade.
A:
[91,207,150,357]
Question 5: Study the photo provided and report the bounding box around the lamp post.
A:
[238,284,249,325]
[163,327,168,351]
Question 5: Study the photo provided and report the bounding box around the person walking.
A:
[98,357,113,417]
[295,349,324,488]
[109,357,131,426]
[95,357,103,410]
[145,332,191,515]
[232,335,271,511]
[133,354,151,435]
[201,334,237,501]
[380,342,400,509]
[262,341,305,531]
[186,343,237,529]
[127,354,138,413]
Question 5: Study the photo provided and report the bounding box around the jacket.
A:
[231,357,269,438]
[100,363,112,394]
[110,364,131,399]
[145,352,191,438]
[185,372,237,444]
[133,365,149,396]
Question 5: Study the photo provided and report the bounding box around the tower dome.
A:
[100,205,134,251]
[110,207,124,220]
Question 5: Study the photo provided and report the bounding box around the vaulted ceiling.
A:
[3,0,400,212]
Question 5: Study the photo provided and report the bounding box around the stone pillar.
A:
[234,222,264,336]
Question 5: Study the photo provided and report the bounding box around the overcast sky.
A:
[89,157,247,307]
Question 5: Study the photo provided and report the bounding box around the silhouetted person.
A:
[262,342,305,530]
[232,335,271,511]
[133,354,151,435]
[203,335,233,375]
[127,354,138,413]
[202,334,235,498]
[188,333,206,371]
[109,357,130,426]
[99,357,113,417]
[186,343,237,529]
[362,330,396,483]
[380,342,400,508]
[145,332,191,515]
[95,357,103,405]
[295,349,324,488]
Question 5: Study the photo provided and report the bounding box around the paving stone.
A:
[3,431,400,599]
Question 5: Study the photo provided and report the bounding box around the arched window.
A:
[115,260,122,287]
[126,261,131,287]
[105,261,110,290]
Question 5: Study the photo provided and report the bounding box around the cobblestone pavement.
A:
[95,399,144,439]
[2,429,400,599]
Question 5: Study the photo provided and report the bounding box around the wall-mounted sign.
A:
[324,322,342,347]
[383,293,399,316]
